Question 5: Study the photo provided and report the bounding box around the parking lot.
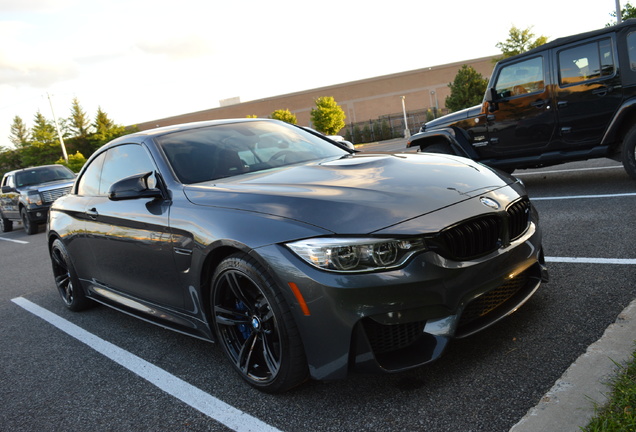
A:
[1,143,635,432]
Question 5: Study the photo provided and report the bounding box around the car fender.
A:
[406,127,478,159]
[602,96,636,153]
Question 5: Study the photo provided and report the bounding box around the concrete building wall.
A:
[135,56,496,132]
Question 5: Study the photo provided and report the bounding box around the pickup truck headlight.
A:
[26,193,42,206]
[286,237,427,272]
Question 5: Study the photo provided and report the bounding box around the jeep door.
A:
[553,36,622,146]
[485,54,557,158]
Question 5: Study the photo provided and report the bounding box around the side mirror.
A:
[485,88,499,113]
[1,185,16,193]
[108,171,163,201]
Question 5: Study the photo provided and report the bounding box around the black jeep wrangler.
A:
[407,19,636,179]
[0,165,75,234]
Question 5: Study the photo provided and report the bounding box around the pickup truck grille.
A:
[41,186,72,203]
[437,198,531,260]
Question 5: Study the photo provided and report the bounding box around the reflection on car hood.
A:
[183,153,514,233]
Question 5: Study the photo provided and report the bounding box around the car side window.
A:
[99,144,157,195]
[2,174,14,188]
[628,32,636,70]
[558,38,614,85]
[77,152,106,196]
[494,56,544,98]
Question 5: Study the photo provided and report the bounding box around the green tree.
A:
[92,107,127,146]
[21,112,64,166]
[270,109,297,124]
[9,116,30,148]
[495,26,548,60]
[445,65,489,112]
[56,151,86,172]
[310,96,346,135]
[608,1,636,25]
[68,98,92,138]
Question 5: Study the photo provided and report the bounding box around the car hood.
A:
[424,104,482,130]
[19,178,75,192]
[183,153,515,234]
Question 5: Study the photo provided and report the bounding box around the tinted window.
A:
[77,152,106,196]
[628,32,636,70]
[157,121,347,184]
[558,38,614,85]
[494,56,544,98]
[99,144,157,195]
[14,166,74,187]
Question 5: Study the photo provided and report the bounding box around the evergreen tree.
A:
[21,112,64,166]
[93,107,127,146]
[310,97,346,135]
[445,65,489,112]
[9,116,30,148]
[68,98,92,138]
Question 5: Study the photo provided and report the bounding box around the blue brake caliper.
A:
[235,301,251,340]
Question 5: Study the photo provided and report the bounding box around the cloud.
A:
[135,34,216,60]
[0,57,79,88]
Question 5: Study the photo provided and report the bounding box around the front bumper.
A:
[254,216,547,381]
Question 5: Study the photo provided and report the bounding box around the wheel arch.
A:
[602,97,636,157]
[407,128,477,159]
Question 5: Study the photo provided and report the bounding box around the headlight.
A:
[286,237,427,272]
[26,193,42,206]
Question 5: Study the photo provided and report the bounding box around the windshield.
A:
[15,166,75,187]
[157,120,350,184]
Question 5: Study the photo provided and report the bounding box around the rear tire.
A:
[0,214,12,233]
[211,253,308,393]
[50,239,92,311]
[622,127,636,180]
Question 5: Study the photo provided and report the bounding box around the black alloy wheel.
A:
[20,208,38,235]
[50,239,91,311]
[211,253,308,393]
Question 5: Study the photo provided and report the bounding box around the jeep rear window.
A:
[494,57,544,98]
[558,38,614,85]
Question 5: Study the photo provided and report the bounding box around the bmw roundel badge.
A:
[480,197,500,210]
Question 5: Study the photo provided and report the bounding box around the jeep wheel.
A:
[20,208,38,235]
[421,142,453,154]
[622,127,636,180]
[0,214,12,233]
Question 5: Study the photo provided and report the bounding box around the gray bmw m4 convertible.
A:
[47,118,548,392]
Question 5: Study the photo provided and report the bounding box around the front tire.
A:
[20,208,38,235]
[50,239,92,311]
[622,127,636,180]
[211,253,308,393]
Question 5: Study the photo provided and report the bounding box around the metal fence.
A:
[341,108,449,144]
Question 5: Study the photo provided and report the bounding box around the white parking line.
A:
[546,257,636,265]
[10,297,282,432]
[0,237,28,244]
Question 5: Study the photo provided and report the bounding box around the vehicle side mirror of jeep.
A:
[1,185,15,193]
[108,171,163,201]
[485,88,499,113]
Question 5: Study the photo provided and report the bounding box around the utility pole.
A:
[616,0,622,24]
[47,93,68,163]
[401,96,410,138]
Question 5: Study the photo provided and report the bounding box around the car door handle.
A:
[530,99,546,109]
[557,100,568,109]
[86,208,99,220]
[592,86,609,97]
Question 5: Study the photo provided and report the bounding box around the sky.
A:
[0,0,623,150]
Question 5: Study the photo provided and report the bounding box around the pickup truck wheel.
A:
[0,215,12,233]
[622,127,636,180]
[50,239,92,311]
[20,208,38,235]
